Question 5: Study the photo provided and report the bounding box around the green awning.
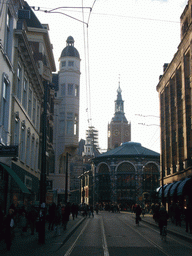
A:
[0,163,31,194]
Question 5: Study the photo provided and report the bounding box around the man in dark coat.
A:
[158,205,169,235]
[135,204,142,224]
[184,205,192,233]
[27,201,38,235]
[48,202,56,231]
[62,202,71,230]
[4,208,15,251]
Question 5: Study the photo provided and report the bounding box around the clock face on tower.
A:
[113,130,120,136]
[125,130,129,136]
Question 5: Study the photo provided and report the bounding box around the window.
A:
[35,140,39,172]
[31,135,35,169]
[68,84,73,95]
[75,85,79,97]
[74,114,78,135]
[36,105,40,132]
[2,75,9,128]
[22,76,28,110]
[5,10,13,60]
[32,97,36,125]
[67,112,73,134]
[26,130,31,166]
[61,84,65,96]
[28,87,32,118]
[68,61,74,67]
[62,61,66,67]
[17,63,22,101]
[20,128,26,162]
[25,176,32,190]
[59,120,65,135]
[14,119,20,145]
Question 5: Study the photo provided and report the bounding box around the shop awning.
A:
[0,163,31,194]
[164,183,175,197]
[159,184,169,198]
[169,181,181,197]
[177,177,192,196]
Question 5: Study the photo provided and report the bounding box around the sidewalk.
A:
[0,215,85,256]
[125,211,192,243]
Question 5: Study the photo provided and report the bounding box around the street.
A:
[1,211,192,256]
[60,212,192,256]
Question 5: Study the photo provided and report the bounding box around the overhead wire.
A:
[82,0,96,127]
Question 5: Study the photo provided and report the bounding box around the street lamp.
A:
[38,81,48,244]
[65,152,71,204]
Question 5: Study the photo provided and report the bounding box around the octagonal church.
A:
[92,142,160,208]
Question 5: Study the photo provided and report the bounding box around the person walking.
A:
[48,202,56,231]
[71,203,76,220]
[175,203,181,227]
[0,205,4,241]
[62,202,71,230]
[4,208,15,251]
[158,205,169,236]
[27,202,38,235]
[135,204,142,225]
[90,205,94,217]
[20,211,27,236]
[184,205,192,234]
[54,203,62,236]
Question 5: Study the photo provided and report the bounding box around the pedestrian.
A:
[75,203,79,218]
[175,203,181,227]
[135,204,142,225]
[62,202,71,230]
[54,203,62,236]
[27,201,38,235]
[20,211,27,236]
[95,204,99,214]
[90,205,94,217]
[71,203,76,220]
[158,205,169,236]
[184,205,192,234]
[4,208,15,251]
[0,205,4,241]
[48,202,56,231]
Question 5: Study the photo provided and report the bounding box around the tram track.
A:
[126,214,192,251]
[117,216,173,256]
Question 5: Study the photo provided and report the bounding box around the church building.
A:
[108,83,131,150]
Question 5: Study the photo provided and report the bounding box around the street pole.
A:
[161,167,164,206]
[38,81,48,244]
[65,152,69,204]
[82,168,85,204]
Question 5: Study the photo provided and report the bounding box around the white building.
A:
[52,36,81,202]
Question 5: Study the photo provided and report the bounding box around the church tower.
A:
[108,82,131,150]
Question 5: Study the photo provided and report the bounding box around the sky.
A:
[27,0,188,154]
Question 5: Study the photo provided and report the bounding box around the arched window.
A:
[116,162,135,189]
[97,164,111,202]
[143,163,159,192]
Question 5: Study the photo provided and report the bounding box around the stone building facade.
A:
[156,0,192,209]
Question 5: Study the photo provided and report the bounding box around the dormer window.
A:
[68,61,74,67]
[62,61,66,67]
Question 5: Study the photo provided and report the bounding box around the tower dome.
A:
[60,36,80,59]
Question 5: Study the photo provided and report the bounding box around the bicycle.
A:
[161,225,167,241]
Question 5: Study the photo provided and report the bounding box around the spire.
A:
[117,74,122,94]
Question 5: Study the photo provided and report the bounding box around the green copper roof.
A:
[97,142,159,158]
